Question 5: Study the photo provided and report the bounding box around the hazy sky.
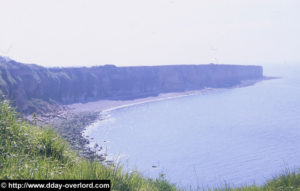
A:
[0,0,299,67]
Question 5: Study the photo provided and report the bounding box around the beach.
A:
[69,89,210,113]
[33,89,208,162]
[34,79,262,162]
[69,78,264,113]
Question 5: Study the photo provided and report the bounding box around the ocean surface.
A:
[85,65,300,189]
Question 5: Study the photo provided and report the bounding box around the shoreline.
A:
[69,89,210,113]
[34,78,266,162]
[69,78,267,114]
[73,89,215,164]
[69,78,265,163]
[68,89,214,164]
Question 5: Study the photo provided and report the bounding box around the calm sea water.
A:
[85,65,300,189]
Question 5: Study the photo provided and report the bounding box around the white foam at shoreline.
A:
[80,80,263,170]
[103,88,219,113]
[82,88,224,136]
[81,88,220,162]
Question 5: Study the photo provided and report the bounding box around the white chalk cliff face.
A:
[0,56,263,113]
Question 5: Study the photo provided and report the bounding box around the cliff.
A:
[0,56,263,113]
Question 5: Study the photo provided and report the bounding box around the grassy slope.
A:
[0,100,177,191]
[0,100,299,191]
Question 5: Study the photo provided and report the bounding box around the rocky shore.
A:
[27,78,267,163]
[27,89,212,162]
[28,107,106,161]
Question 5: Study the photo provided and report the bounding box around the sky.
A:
[0,0,299,67]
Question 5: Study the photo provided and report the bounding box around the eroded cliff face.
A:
[0,57,263,113]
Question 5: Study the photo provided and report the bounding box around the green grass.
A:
[0,99,299,191]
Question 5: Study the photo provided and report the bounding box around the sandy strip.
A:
[68,77,266,114]
[68,89,215,113]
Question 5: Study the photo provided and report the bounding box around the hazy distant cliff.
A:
[0,57,263,113]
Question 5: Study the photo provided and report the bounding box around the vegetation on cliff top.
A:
[0,99,299,191]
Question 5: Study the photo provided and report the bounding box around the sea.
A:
[85,64,300,189]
